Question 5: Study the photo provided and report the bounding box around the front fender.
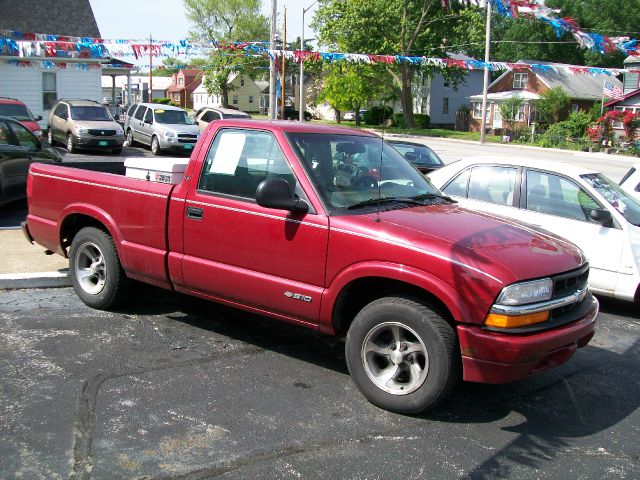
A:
[318,261,478,334]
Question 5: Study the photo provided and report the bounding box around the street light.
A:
[299,0,318,121]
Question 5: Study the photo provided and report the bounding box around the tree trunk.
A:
[221,86,229,108]
[400,63,415,129]
[355,103,361,127]
[335,109,341,123]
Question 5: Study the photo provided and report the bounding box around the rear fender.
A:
[59,203,124,260]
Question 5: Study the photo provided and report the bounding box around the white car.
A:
[620,164,640,201]
[428,157,640,302]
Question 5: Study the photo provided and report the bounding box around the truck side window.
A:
[198,129,296,200]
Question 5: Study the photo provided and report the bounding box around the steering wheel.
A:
[352,175,378,190]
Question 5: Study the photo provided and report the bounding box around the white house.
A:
[0,0,106,126]
[193,73,269,113]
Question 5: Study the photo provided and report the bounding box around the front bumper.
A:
[458,294,598,384]
[76,135,124,149]
[159,136,197,152]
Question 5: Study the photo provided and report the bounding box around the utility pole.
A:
[300,1,318,121]
[281,8,287,120]
[148,34,153,103]
[480,1,491,144]
[269,0,277,119]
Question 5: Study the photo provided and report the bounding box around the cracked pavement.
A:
[0,286,639,479]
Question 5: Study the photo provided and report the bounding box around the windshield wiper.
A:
[409,192,457,203]
[346,197,422,210]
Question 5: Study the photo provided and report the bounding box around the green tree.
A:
[499,94,524,134]
[319,64,396,125]
[313,0,484,128]
[184,0,269,107]
[534,87,570,124]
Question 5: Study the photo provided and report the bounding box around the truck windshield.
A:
[70,106,112,121]
[581,173,640,227]
[154,110,193,125]
[287,133,446,214]
[0,104,34,121]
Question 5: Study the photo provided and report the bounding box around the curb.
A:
[0,270,72,290]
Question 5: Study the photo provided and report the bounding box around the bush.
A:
[390,113,430,129]
[363,106,393,125]
[152,97,173,105]
[540,121,590,150]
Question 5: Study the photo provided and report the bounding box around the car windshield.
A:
[70,106,112,121]
[154,109,193,125]
[287,133,446,214]
[0,103,34,121]
[581,173,640,227]
[391,143,444,167]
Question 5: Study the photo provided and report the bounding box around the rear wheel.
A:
[345,296,460,414]
[69,227,129,309]
[151,135,161,155]
[66,134,76,154]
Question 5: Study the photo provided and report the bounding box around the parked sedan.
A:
[0,116,62,206]
[388,139,445,174]
[194,107,251,132]
[428,157,640,302]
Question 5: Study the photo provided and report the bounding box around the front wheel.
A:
[151,136,162,155]
[345,296,460,414]
[124,129,134,147]
[66,134,76,154]
[69,227,129,309]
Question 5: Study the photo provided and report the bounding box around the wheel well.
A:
[60,214,108,253]
[332,277,455,335]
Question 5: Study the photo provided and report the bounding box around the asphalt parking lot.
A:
[0,285,638,479]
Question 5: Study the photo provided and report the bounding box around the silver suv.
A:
[124,103,200,155]
[47,99,125,154]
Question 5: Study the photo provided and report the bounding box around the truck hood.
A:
[340,203,586,285]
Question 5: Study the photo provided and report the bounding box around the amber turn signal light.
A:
[484,311,549,328]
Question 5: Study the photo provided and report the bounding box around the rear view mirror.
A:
[256,177,309,213]
[404,152,418,162]
[590,208,613,226]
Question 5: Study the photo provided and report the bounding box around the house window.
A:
[249,95,254,104]
[442,97,449,115]
[443,80,450,88]
[178,78,184,86]
[42,72,57,110]
[513,72,528,89]
[240,78,245,87]
[232,95,239,105]
[572,104,580,113]
[472,102,487,119]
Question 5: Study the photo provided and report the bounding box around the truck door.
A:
[181,127,329,324]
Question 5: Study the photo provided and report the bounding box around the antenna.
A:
[375,121,384,223]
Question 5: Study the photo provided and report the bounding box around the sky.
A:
[89,0,319,45]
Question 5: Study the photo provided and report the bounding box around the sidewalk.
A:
[0,228,71,289]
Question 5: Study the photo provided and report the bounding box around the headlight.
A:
[115,126,124,135]
[33,129,43,139]
[77,127,89,135]
[164,130,176,138]
[496,278,553,306]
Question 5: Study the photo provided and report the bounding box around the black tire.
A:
[124,129,134,147]
[66,133,76,154]
[69,227,129,310]
[345,296,460,414]
[151,136,162,155]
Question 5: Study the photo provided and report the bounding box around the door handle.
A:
[186,206,203,220]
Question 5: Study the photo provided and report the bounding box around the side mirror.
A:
[256,177,308,213]
[36,115,43,121]
[590,208,613,226]
[195,121,200,126]
[114,114,120,121]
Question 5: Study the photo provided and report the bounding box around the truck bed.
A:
[27,162,176,288]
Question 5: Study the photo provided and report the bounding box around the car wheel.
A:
[124,129,134,147]
[47,128,55,145]
[69,227,129,310]
[345,296,460,414]
[66,134,76,154]
[151,136,162,155]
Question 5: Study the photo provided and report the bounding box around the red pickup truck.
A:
[23,120,598,414]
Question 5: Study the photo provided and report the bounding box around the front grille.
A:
[178,134,198,139]
[88,129,116,136]
[552,263,589,299]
